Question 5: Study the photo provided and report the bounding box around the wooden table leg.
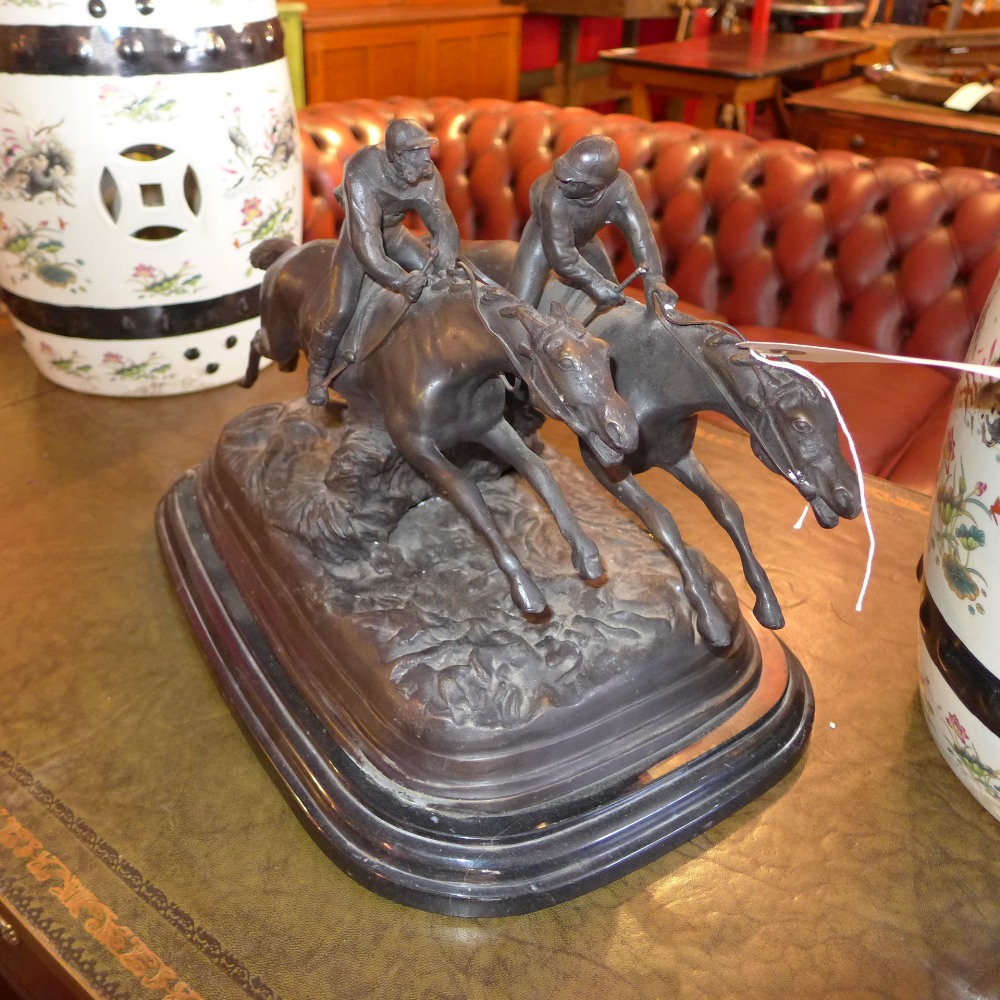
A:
[694,94,722,129]
[557,15,581,107]
[629,84,654,120]
[771,87,792,137]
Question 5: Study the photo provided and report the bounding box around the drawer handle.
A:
[849,134,865,151]
[925,147,941,163]
[0,915,19,947]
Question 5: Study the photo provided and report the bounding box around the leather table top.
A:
[1,318,997,1000]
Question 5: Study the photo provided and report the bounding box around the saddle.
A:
[334,276,407,366]
[333,270,474,373]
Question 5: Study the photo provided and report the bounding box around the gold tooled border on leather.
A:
[0,805,203,999]
[1,751,282,1000]
[0,876,132,999]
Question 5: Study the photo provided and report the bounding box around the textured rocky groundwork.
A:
[206,399,745,735]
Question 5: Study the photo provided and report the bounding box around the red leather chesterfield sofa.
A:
[296,96,1000,495]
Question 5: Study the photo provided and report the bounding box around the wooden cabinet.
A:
[787,78,1000,171]
[302,3,523,103]
[0,901,91,1000]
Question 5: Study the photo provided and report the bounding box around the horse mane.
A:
[494,294,585,356]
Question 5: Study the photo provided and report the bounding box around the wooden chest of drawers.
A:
[787,78,1000,171]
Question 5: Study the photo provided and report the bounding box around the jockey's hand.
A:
[400,269,429,302]
[592,280,626,310]
[644,273,679,311]
[429,246,457,273]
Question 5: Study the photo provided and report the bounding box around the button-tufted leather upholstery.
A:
[296,96,1000,494]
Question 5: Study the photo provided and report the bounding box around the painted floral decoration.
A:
[223,96,298,191]
[943,710,1000,801]
[1,117,75,206]
[931,336,1000,610]
[931,454,995,611]
[99,81,177,124]
[0,214,86,290]
[0,0,62,8]
[37,341,174,383]
[234,196,294,274]
[130,261,203,299]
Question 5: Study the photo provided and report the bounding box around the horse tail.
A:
[250,238,296,272]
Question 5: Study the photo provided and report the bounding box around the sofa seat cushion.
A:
[734,325,954,488]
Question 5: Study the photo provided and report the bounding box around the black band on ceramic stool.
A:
[0,19,284,77]
[0,286,260,340]
[920,587,1000,735]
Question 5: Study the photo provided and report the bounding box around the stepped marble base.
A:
[156,401,813,915]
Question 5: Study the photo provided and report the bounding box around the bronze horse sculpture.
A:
[464,241,863,647]
[580,297,862,647]
[240,237,639,616]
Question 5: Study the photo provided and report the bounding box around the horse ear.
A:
[511,302,547,337]
[548,301,587,339]
[707,332,740,348]
[755,362,784,392]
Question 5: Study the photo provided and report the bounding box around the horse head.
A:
[732,354,861,527]
[502,299,638,466]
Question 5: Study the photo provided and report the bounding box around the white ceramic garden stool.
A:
[0,0,302,396]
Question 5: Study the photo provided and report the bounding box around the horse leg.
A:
[665,452,784,630]
[238,327,265,388]
[397,433,547,615]
[477,421,604,580]
[579,444,732,648]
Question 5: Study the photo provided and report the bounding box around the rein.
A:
[651,296,814,494]
[456,257,582,428]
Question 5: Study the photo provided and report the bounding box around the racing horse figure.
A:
[464,241,863,648]
[553,289,862,648]
[240,237,639,616]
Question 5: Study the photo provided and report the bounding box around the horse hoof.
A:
[305,387,328,407]
[512,580,546,616]
[697,615,732,649]
[572,540,604,580]
[753,599,785,631]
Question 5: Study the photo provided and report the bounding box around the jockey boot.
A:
[306,329,342,406]
[306,359,331,406]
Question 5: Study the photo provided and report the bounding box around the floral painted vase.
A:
[0,0,301,396]
[919,273,1000,821]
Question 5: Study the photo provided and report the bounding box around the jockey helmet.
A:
[385,119,437,159]
[553,136,619,189]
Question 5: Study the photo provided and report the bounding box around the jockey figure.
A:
[305,118,460,405]
[509,134,677,314]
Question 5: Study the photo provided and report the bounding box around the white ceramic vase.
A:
[919,273,1000,821]
[0,0,301,396]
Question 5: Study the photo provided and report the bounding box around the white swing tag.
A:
[943,81,994,112]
